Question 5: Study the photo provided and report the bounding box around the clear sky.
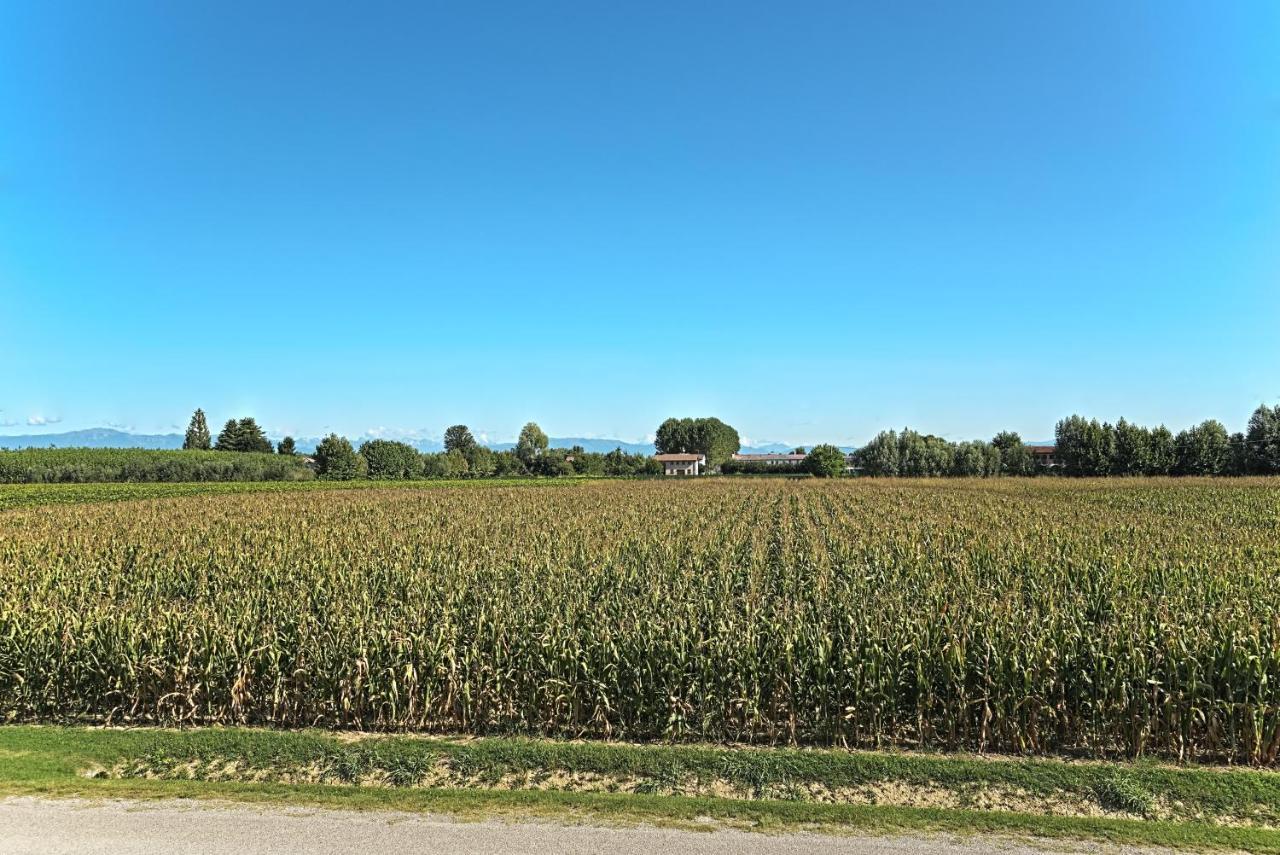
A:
[2,2,1277,447]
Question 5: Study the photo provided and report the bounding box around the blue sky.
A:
[2,2,1277,447]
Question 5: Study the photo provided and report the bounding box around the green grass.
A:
[4,726,1280,851]
[0,477,582,510]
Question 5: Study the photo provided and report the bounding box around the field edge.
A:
[4,726,1280,852]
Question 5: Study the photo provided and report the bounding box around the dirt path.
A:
[0,796,1177,855]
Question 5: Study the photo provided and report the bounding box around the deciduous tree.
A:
[1112,418,1150,476]
[515,422,549,466]
[1055,416,1114,476]
[1147,426,1176,475]
[1175,420,1230,475]
[465,445,497,478]
[991,431,1032,476]
[359,439,422,479]
[805,444,846,477]
[441,448,470,478]
[314,434,366,480]
[654,417,740,470]
[1246,403,1280,474]
[951,441,991,477]
[855,430,899,476]
[443,425,477,454]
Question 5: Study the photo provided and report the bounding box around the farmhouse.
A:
[654,453,705,476]
[1029,445,1058,467]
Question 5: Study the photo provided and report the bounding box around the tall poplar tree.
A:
[515,422,549,465]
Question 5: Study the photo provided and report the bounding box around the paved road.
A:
[0,797,1170,855]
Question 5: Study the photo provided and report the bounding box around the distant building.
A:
[1029,445,1058,467]
[654,453,706,476]
[731,453,807,466]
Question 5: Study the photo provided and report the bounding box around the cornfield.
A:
[0,448,312,484]
[2,478,1278,763]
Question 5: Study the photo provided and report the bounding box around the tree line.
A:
[183,410,298,456]
[1054,404,1280,476]
[313,423,660,481]
[182,410,663,481]
[851,404,1280,478]
[0,448,310,484]
[653,416,849,477]
[853,429,1012,477]
[178,402,1280,481]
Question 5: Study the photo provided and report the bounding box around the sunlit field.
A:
[3,478,1278,763]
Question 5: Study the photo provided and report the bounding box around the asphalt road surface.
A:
[0,797,1173,855]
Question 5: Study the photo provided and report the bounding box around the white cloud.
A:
[27,414,62,426]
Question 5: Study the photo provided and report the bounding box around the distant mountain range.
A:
[0,428,188,450]
[0,428,812,456]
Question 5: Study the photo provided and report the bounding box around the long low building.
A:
[731,453,807,466]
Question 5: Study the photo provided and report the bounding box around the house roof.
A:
[1028,445,1057,454]
[732,453,807,462]
[654,453,704,462]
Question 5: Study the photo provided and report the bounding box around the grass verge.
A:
[2,726,1280,850]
